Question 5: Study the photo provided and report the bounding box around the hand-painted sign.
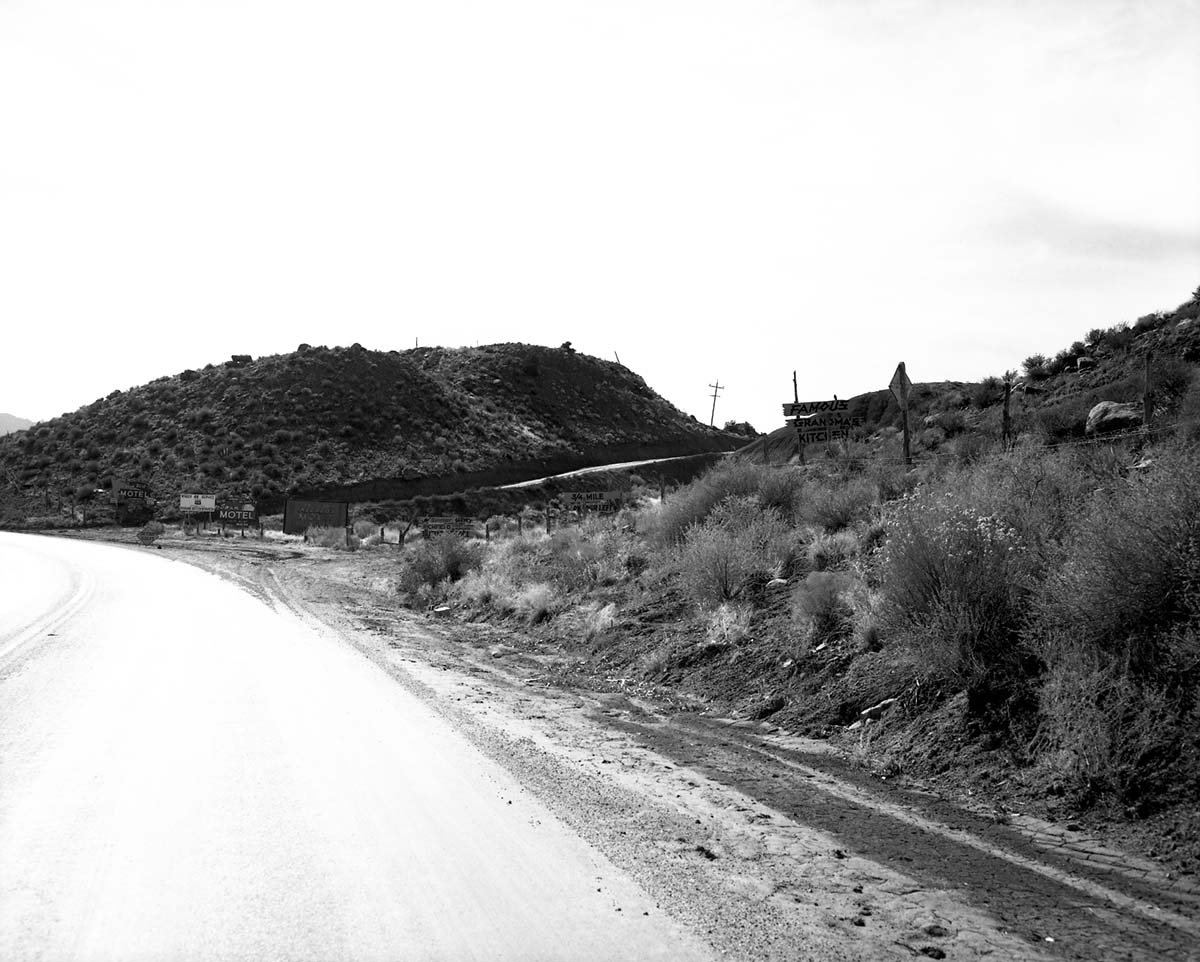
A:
[283,499,349,534]
[782,399,849,417]
[180,493,217,512]
[793,426,854,445]
[562,490,624,513]
[421,516,481,537]
[791,413,865,429]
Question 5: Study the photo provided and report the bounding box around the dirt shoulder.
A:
[51,528,1194,962]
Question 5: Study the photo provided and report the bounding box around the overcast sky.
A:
[2,0,1197,429]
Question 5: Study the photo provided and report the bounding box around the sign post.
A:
[890,362,913,466]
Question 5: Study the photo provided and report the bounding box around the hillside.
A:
[743,285,1200,463]
[0,343,738,520]
[0,413,32,436]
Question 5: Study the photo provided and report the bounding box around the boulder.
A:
[1086,401,1142,435]
[1076,356,1096,371]
[1177,317,1196,330]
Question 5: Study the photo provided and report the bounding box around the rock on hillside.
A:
[0,343,738,516]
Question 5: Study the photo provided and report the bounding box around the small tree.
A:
[1023,354,1049,380]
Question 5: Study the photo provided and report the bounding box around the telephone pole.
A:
[708,381,724,427]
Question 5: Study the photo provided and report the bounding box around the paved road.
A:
[0,533,713,961]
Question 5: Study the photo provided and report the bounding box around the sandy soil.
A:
[47,529,1200,961]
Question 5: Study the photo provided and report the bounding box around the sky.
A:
[2,0,1197,430]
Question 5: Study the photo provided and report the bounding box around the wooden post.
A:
[1002,377,1013,450]
[793,371,805,466]
[1143,353,1154,432]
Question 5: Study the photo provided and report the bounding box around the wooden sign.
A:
[283,499,349,534]
[782,399,849,417]
[421,517,481,538]
[562,490,624,513]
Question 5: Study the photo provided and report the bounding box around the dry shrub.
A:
[1033,635,1197,810]
[397,534,484,598]
[651,460,772,546]
[877,490,1033,694]
[1025,447,1200,808]
[1032,447,1200,672]
[675,498,793,605]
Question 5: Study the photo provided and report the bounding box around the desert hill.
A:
[742,285,1200,463]
[0,343,738,518]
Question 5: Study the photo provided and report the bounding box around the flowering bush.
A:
[878,491,1032,689]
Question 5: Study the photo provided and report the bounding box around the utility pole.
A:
[708,380,724,427]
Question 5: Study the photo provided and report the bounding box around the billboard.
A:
[216,506,258,525]
[180,493,217,513]
[111,480,149,505]
[283,499,349,534]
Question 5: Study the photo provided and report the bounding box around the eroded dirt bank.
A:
[62,532,1200,961]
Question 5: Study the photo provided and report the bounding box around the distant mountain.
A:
[0,414,32,436]
[0,343,739,516]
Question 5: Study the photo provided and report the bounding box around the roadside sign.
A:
[890,362,912,407]
[782,399,849,417]
[283,499,349,534]
[216,507,258,524]
[421,516,482,538]
[562,490,625,513]
[111,480,149,505]
[792,426,854,445]
[790,414,864,429]
[180,493,216,513]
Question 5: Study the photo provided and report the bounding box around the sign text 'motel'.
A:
[216,507,258,524]
[112,485,149,504]
[782,399,850,417]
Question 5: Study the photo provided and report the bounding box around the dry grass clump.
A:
[581,601,618,642]
[807,529,859,572]
[792,571,857,644]
[705,603,753,647]
[797,477,876,532]
[306,525,359,550]
[514,582,557,624]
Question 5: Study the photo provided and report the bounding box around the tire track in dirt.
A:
[171,542,1200,962]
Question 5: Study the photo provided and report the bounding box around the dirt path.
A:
[109,536,1200,960]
